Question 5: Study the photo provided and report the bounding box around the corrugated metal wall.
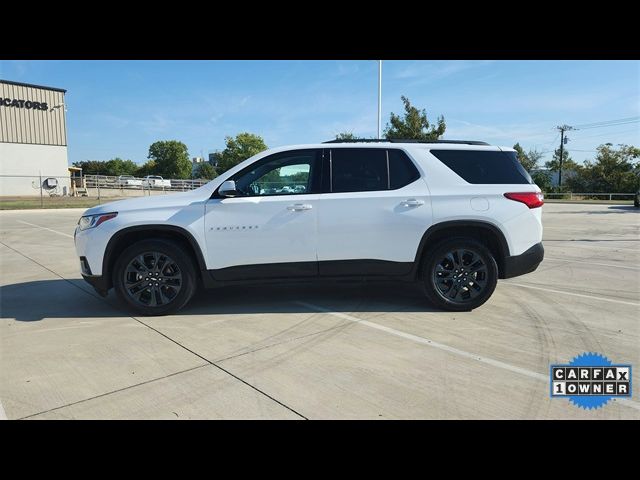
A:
[0,82,67,146]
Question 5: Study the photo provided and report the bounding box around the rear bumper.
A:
[501,242,544,279]
[82,274,109,297]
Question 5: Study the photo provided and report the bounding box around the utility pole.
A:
[556,124,573,187]
[378,60,382,139]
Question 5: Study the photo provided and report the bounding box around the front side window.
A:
[231,150,320,196]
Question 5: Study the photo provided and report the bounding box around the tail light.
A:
[504,192,544,209]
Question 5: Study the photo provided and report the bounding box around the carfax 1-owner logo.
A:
[550,352,632,410]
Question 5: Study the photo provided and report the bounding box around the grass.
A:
[0,196,126,210]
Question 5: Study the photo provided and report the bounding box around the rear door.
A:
[316,148,432,275]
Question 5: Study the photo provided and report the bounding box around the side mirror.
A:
[219,180,239,197]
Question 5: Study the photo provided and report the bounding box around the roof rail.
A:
[323,139,490,145]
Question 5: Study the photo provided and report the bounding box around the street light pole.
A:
[378,60,382,139]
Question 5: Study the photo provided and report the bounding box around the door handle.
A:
[287,203,313,211]
[402,198,424,207]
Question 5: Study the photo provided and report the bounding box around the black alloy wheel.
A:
[433,248,488,302]
[124,252,183,307]
[423,237,498,311]
[113,239,197,315]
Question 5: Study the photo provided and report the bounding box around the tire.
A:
[422,237,498,311]
[113,239,198,316]
[634,195,639,208]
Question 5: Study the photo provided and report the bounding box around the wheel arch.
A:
[103,225,207,290]
[413,220,510,279]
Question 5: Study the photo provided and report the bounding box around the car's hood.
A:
[81,184,213,216]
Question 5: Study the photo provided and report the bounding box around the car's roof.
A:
[263,142,513,153]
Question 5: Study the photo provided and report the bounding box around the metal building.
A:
[0,79,69,196]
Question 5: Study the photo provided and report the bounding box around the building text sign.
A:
[1,98,49,110]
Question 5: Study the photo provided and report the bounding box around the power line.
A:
[573,116,639,127]
[535,132,559,152]
[572,116,640,129]
[544,132,560,147]
[574,120,640,130]
[569,127,639,141]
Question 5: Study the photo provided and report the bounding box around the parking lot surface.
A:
[1,203,638,419]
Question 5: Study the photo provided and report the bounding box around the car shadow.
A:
[552,205,639,214]
[607,205,639,211]
[0,278,440,322]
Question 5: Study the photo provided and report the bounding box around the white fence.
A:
[83,175,209,192]
[543,192,636,201]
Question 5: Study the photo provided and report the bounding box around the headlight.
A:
[77,212,118,231]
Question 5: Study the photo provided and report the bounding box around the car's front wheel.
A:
[422,237,498,311]
[113,239,197,315]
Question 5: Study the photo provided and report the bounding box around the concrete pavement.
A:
[0,204,638,419]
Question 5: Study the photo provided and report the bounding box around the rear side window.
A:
[329,148,421,193]
[389,149,420,189]
[430,149,532,184]
[331,148,388,193]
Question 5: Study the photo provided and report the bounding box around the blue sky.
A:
[1,60,638,165]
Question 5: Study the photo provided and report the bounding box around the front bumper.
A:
[75,224,112,277]
[79,255,109,296]
[501,242,544,279]
[81,273,109,297]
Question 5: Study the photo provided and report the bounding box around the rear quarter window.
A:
[430,149,532,184]
[389,149,421,189]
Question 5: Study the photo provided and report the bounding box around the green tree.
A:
[72,160,108,175]
[104,157,138,176]
[147,140,191,179]
[194,162,218,180]
[513,143,543,172]
[568,144,640,193]
[545,147,580,190]
[335,132,356,140]
[289,171,309,184]
[217,133,268,173]
[136,160,158,177]
[384,96,446,140]
[260,168,283,186]
[545,147,579,173]
[527,149,544,171]
[531,171,553,192]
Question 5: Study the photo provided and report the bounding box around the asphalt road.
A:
[0,203,638,419]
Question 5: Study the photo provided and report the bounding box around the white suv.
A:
[75,140,544,315]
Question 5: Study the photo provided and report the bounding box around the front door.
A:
[204,149,322,280]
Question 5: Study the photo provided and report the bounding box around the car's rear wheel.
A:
[422,237,498,311]
[113,239,197,315]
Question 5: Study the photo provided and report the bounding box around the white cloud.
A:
[502,91,616,112]
[444,119,559,147]
[136,114,175,134]
[394,60,495,83]
[335,61,361,77]
[14,61,29,77]
[99,113,131,129]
